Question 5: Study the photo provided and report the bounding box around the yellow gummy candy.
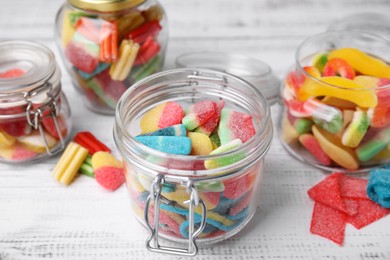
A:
[61,11,76,47]
[140,102,165,133]
[91,151,122,169]
[299,76,377,108]
[0,130,16,147]
[328,48,390,78]
[188,132,213,155]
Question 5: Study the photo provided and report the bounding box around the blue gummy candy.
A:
[367,168,390,208]
[77,63,110,80]
[135,136,192,155]
[137,124,187,137]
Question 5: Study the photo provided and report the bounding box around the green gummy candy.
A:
[342,111,370,147]
[209,133,221,149]
[357,127,390,161]
[195,181,224,192]
[313,53,328,73]
[79,156,94,177]
[131,56,161,82]
[313,113,342,134]
[204,139,244,169]
[294,118,313,134]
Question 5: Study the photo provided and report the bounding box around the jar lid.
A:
[175,52,280,105]
[68,0,145,13]
[328,13,390,41]
[0,41,60,107]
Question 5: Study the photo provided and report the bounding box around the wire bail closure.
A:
[144,174,206,256]
[24,82,65,155]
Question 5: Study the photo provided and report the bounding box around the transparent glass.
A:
[279,31,390,173]
[114,68,273,248]
[55,0,168,114]
[0,41,71,164]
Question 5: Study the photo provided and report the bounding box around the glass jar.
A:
[279,31,390,173]
[0,41,71,164]
[55,0,168,114]
[114,68,273,256]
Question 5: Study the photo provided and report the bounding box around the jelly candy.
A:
[194,100,224,136]
[356,127,390,162]
[52,142,89,185]
[299,76,377,108]
[187,132,213,156]
[137,124,186,137]
[99,20,118,63]
[312,125,359,170]
[204,139,244,170]
[304,99,342,134]
[0,130,16,147]
[73,131,111,155]
[287,113,313,134]
[341,110,370,148]
[312,52,328,73]
[0,144,37,161]
[65,35,99,73]
[17,130,57,153]
[218,108,256,145]
[328,48,390,78]
[281,114,299,144]
[140,102,184,133]
[299,134,331,165]
[109,40,139,81]
[322,58,355,79]
[92,151,125,191]
[135,136,192,155]
[127,20,162,44]
[367,168,390,208]
[182,100,216,131]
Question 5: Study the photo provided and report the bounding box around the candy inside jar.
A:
[114,68,273,256]
[279,31,390,173]
[55,0,168,114]
[0,41,71,164]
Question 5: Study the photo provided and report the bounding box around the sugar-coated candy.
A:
[182,100,216,131]
[79,155,94,177]
[299,134,332,165]
[204,139,244,170]
[328,48,390,78]
[65,35,99,73]
[92,151,125,191]
[356,127,390,162]
[209,133,221,149]
[73,131,111,155]
[163,189,220,210]
[367,168,390,208]
[0,144,37,161]
[341,110,370,148]
[135,136,192,155]
[140,102,184,133]
[138,124,186,137]
[17,130,57,153]
[0,68,25,78]
[99,20,118,63]
[109,40,139,81]
[52,142,89,185]
[308,173,390,245]
[194,100,224,136]
[312,125,359,170]
[218,108,256,145]
[187,132,213,156]
[134,37,161,66]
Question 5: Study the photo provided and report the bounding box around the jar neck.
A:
[67,0,150,14]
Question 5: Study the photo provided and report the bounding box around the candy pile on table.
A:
[61,5,164,110]
[0,69,68,162]
[308,172,390,245]
[127,100,259,239]
[52,131,125,191]
[282,47,390,170]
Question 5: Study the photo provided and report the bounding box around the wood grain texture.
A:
[1,0,390,259]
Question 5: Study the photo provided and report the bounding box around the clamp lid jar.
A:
[0,41,71,164]
[55,0,168,114]
[114,68,273,256]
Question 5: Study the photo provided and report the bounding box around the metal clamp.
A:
[144,175,206,256]
[24,83,65,155]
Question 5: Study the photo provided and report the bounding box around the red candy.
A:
[195,100,224,136]
[308,173,390,245]
[310,202,346,245]
[182,100,216,130]
[0,68,25,78]
[158,102,185,129]
[299,134,332,165]
[74,131,111,155]
[323,58,356,79]
[127,20,162,44]
[65,41,99,73]
[95,166,125,191]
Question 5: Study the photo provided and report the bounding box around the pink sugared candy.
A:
[140,102,184,133]
[0,68,25,78]
[65,37,99,73]
[0,144,37,161]
[182,100,216,131]
[218,108,256,145]
[91,151,125,191]
[194,100,224,136]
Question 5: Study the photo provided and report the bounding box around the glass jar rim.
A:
[68,0,146,13]
[295,31,390,91]
[114,68,273,178]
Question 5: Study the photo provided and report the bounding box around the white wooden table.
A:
[1,0,390,259]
